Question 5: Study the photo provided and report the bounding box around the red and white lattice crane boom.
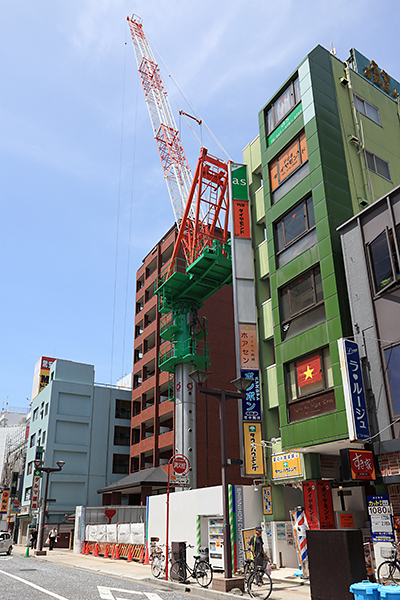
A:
[127,14,230,268]
[127,14,193,223]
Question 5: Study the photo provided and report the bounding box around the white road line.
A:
[0,569,70,599]
[143,593,164,600]
[97,587,143,600]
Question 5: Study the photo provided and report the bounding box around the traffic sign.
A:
[172,454,190,476]
[171,477,190,487]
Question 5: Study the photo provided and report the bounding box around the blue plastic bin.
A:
[350,580,380,600]
[379,584,400,598]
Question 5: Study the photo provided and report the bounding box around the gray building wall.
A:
[22,359,131,521]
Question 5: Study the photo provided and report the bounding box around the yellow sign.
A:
[0,488,10,514]
[242,528,257,560]
[243,422,264,475]
[262,486,273,515]
[271,451,303,480]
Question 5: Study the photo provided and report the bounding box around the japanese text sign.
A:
[352,49,400,100]
[233,200,251,238]
[243,423,264,475]
[30,475,41,511]
[338,338,370,441]
[262,486,273,515]
[0,488,10,514]
[271,451,302,480]
[239,324,259,370]
[316,481,335,529]
[303,480,334,529]
[349,449,376,480]
[367,495,394,543]
[241,369,262,422]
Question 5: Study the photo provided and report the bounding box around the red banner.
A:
[303,481,319,530]
[317,481,335,529]
[233,200,251,238]
[297,354,322,387]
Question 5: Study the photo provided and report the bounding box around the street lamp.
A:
[188,370,251,580]
[34,459,65,555]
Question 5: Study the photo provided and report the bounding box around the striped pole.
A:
[228,485,235,572]
[196,515,201,553]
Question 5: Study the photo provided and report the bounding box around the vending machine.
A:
[208,516,225,571]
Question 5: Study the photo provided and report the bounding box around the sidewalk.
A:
[13,545,310,600]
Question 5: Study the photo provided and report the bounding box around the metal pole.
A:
[165,458,172,581]
[219,391,232,579]
[37,470,50,552]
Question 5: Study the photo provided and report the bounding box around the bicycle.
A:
[247,558,273,600]
[377,541,400,585]
[151,544,172,578]
[243,557,255,583]
[170,544,213,588]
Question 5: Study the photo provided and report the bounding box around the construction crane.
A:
[127,14,233,489]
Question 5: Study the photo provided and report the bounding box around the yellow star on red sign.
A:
[303,365,314,381]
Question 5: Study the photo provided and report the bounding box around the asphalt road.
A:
[0,552,311,600]
[0,554,207,600]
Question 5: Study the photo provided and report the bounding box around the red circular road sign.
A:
[172,454,190,476]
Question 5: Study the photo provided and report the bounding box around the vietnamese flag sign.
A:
[297,355,322,387]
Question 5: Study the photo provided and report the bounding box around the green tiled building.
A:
[244,45,400,520]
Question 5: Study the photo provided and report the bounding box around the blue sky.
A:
[1,0,398,409]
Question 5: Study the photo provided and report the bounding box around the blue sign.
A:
[241,369,262,422]
[367,495,394,543]
[352,48,400,100]
[340,339,370,441]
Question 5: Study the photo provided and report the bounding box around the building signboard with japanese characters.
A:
[367,495,394,543]
[303,480,335,529]
[351,48,400,100]
[243,423,264,475]
[338,338,370,441]
[30,475,41,511]
[0,488,10,514]
[240,369,262,421]
[239,324,259,370]
[349,449,376,480]
[262,486,273,515]
[271,451,302,480]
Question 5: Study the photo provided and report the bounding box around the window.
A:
[30,433,36,448]
[42,431,46,444]
[45,403,49,416]
[368,227,400,293]
[275,196,316,267]
[24,487,32,502]
[112,454,129,475]
[354,95,381,125]
[384,344,400,415]
[280,266,323,322]
[269,132,308,194]
[365,150,391,181]
[267,77,301,134]
[27,462,33,475]
[285,348,336,422]
[33,408,38,421]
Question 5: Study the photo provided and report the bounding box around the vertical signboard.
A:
[31,356,56,399]
[262,486,273,515]
[338,338,370,441]
[243,423,264,475]
[229,163,264,478]
[367,495,394,543]
[316,481,335,529]
[302,481,319,530]
[0,488,10,514]
[303,480,335,529]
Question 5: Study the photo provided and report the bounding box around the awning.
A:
[97,467,168,495]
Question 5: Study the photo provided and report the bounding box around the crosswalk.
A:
[97,588,164,600]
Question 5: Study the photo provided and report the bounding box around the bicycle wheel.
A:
[170,560,187,583]
[248,569,272,600]
[378,561,400,585]
[151,554,164,578]
[244,559,255,582]
[195,560,213,588]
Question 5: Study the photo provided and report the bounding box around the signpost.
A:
[165,454,190,580]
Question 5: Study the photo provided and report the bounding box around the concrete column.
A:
[174,363,196,488]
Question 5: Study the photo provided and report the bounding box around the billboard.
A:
[31,356,56,399]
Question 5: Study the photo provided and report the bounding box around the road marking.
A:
[0,569,70,599]
[144,593,163,600]
[98,587,142,599]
